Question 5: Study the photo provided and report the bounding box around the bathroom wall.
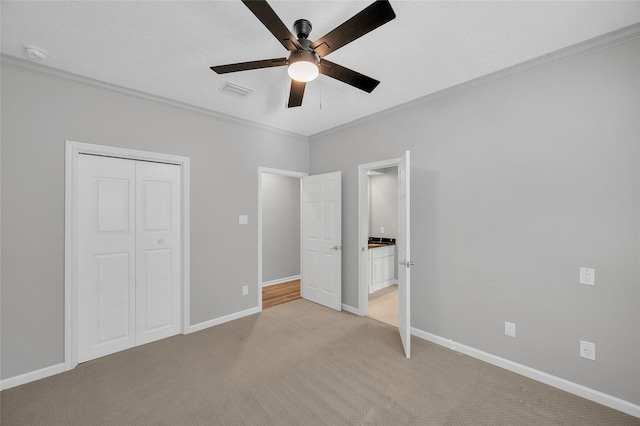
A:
[369,167,398,238]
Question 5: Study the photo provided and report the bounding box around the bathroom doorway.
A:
[358,152,411,357]
[365,166,399,326]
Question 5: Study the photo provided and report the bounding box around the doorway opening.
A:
[258,168,306,310]
[358,152,411,358]
[258,168,343,312]
[358,158,400,320]
[360,163,399,326]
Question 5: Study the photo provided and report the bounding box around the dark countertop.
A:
[368,237,396,249]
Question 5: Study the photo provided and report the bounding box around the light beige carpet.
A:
[1,299,637,425]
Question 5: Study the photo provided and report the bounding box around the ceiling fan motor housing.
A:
[288,49,319,66]
[290,19,317,67]
[293,19,312,39]
[288,36,319,67]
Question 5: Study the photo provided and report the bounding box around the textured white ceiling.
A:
[2,1,639,137]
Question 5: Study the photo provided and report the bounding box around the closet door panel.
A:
[78,155,136,363]
[135,161,182,345]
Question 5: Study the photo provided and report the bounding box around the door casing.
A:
[65,141,191,371]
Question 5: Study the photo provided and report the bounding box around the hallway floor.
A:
[262,279,301,310]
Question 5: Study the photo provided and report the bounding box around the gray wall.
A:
[262,173,300,282]
[309,38,640,404]
[2,33,639,409]
[0,61,308,379]
[369,168,398,238]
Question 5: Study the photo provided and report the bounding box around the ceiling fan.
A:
[210,0,396,108]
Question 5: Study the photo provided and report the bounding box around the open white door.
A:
[301,172,342,311]
[398,151,411,358]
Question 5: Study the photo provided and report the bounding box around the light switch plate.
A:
[239,215,248,225]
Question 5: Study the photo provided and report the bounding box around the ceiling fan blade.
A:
[319,59,380,93]
[210,58,287,74]
[310,0,396,58]
[288,80,306,108]
[242,0,303,51]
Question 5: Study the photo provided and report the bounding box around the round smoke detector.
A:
[24,46,47,60]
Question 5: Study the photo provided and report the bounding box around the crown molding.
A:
[0,54,309,142]
[310,22,640,141]
[3,21,638,142]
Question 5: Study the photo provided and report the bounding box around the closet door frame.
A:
[64,141,191,371]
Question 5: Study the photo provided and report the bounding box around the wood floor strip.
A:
[263,279,301,310]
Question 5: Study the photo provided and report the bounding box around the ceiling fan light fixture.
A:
[288,61,318,82]
[287,50,319,82]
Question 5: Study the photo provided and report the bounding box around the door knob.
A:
[330,245,340,250]
[158,239,164,244]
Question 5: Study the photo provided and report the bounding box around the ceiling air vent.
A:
[218,81,254,99]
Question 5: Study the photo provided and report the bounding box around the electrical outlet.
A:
[580,340,596,360]
[579,267,595,286]
[505,321,516,338]
[242,285,248,296]
[380,226,385,234]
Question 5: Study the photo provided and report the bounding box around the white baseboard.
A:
[261,275,301,287]
[1,362,65,390]
[6,314,636,420]
[341,303,360,315]
[411,327,640,419]
[187,305,261,334]
[3,307,263,390]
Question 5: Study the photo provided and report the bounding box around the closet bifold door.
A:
[134,161,181,345]
[78,155,137,363]
[77,155,182,363]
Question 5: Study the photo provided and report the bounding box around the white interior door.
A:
[301,172,342,311]
[398,151,411,358]
[135,161,181,345]
[78,154,181,363]
[78,155,136,362]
